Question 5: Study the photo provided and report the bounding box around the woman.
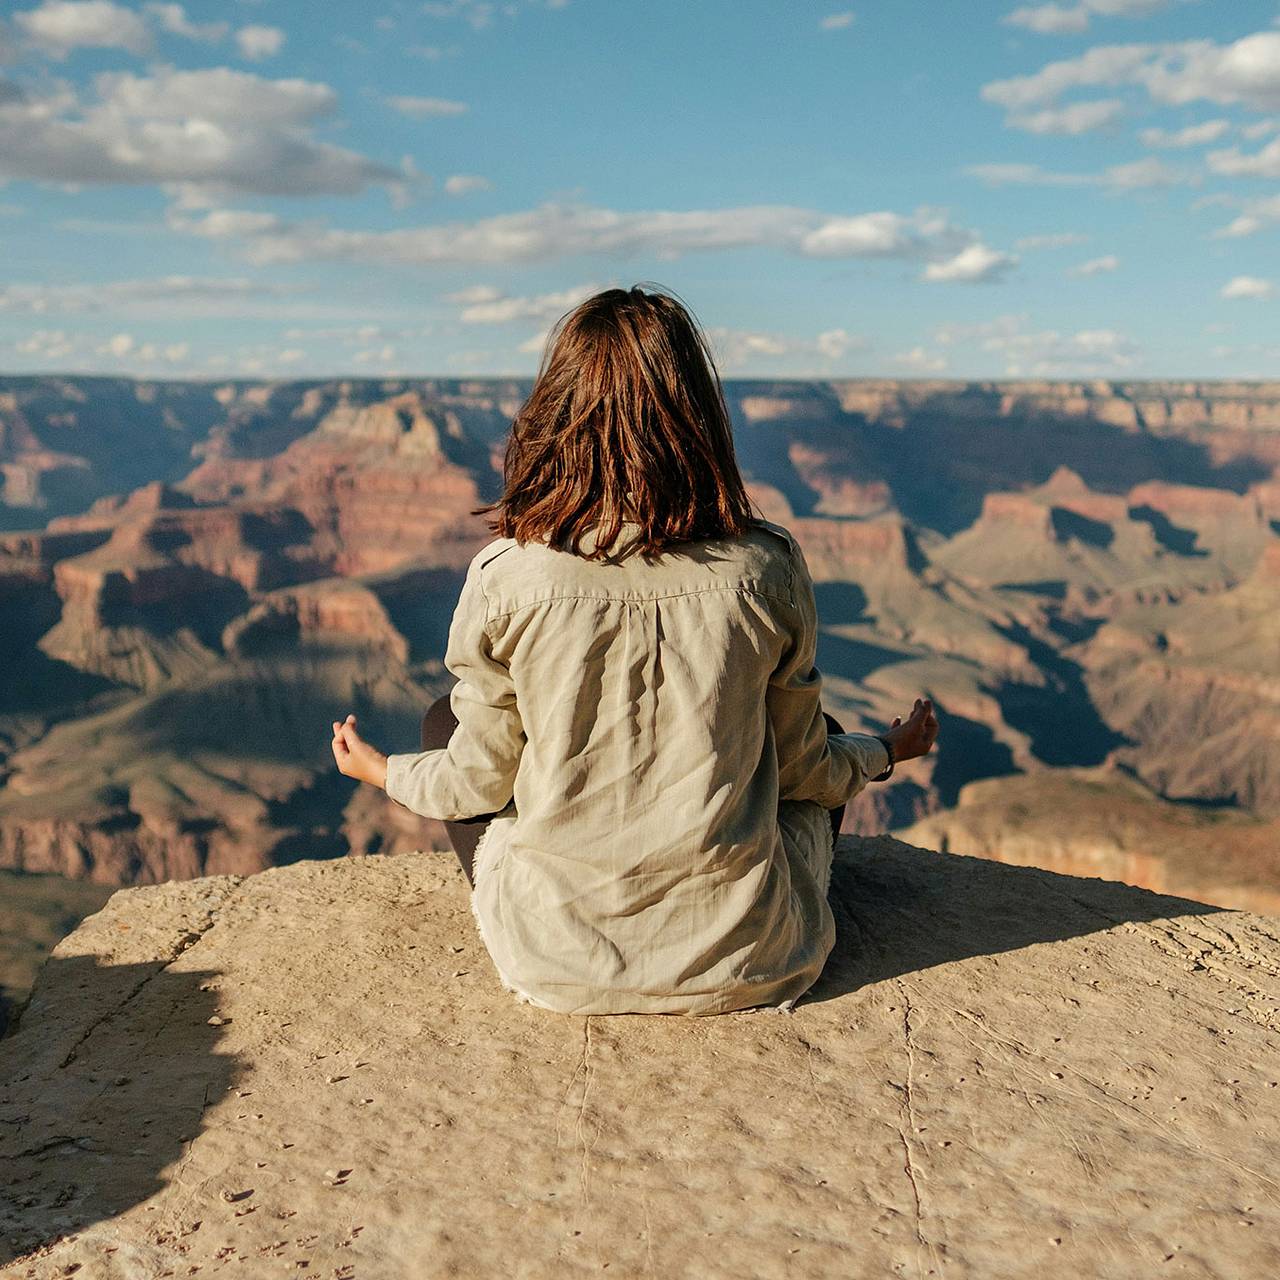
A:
[331,284,938,1016]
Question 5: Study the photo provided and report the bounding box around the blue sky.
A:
[1,0,1278,379]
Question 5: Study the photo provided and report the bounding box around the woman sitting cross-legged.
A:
[331,284,938,1016]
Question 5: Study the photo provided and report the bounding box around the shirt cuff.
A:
[849,732,890,782]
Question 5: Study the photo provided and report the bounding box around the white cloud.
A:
[1003,5,1090,35]
[442,284,502,305]
[1241,117,1280,139]
[1139,118,1229,146]
[448,282,603,324]
[705,326,868,370]
[984,31,1280,115]
[1003,1,1173,36]
[1015,230,1090,248]
[14,0,150,55]
[236,24,284,60]
[0,274,284,313]
[892,345,948,373]
[386,94,468,118]
[922,243,1019,283]
[1068,253,1120,275]
[816,328,855,359]
[0,67,400,198]
[1007,97,1125,134]
[932,313,1140,374]
[353,344,398,365]
[168,199,1015,276]
[145,3,227,41]
[1209,193,1280,237]
[16,328,74,358]
[98,331,135,357]
[992,326,1139,374]
[1220,275,1274,299]
[1104,155,1188,187]
[1207,135,1280,178]
[966,156,1189,188]
[443,173,492,196]
[820,12,855,31]
[516,328,551,355]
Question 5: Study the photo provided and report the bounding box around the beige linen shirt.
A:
[384,516,890,1016]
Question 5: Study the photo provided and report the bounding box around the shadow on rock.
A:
[0,953,240,1267]
[801,835,1223,1005]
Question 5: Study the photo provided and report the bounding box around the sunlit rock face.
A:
[1,376,1278,911]
[2,839,1278,1276]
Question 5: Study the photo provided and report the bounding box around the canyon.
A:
[1,374,1277,1004]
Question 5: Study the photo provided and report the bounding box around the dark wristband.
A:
[872,735,895,782]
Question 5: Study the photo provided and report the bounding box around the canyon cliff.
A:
[1,376,1277,926]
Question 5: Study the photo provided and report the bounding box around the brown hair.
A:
[473,284,757,560]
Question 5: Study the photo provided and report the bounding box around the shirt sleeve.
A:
[766,533,890,809]
[383,551,525,821]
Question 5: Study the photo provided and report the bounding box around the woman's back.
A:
[338,284,931,1016]
[384,515,891,1015]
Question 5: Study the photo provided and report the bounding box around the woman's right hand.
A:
[884,697,938,762]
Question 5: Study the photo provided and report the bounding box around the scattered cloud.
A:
[1006,97,1125,134]
[922,243,1019,283]
[386,94,468,118]
[1139,118,1229,146]
[892,345,948,373]
[966,156,1190,188]
[1208,193,1280,238]
[444,282,602,324]
[0,274,286,313]
[1002,1,1175,37]
[932,312,1140,374]
[1241,117,1280,139]
[16,328,75,359]
[169,199,1017,279]
[705,325,869,371]
[983,32,1280,115]
[0,66,401,198]
[91,331,190,362]
[14,0,151,56]
[443,174,492,196]
[236,24,284,60]
[816,328,857,359]
[820,12,856,31]
[1068,253,1120,274]
[1206,135,1280,178]
[1002,4,1090,35]
[1220,275,1274,300]
[145,3,227,42]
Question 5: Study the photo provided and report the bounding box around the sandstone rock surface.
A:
[3,835,1279,1278]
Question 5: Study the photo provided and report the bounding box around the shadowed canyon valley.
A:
[2,374,1278,1008]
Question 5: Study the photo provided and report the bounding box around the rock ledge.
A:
[3,836,1279,1278]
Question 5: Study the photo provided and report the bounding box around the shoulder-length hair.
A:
[473,284,757,560]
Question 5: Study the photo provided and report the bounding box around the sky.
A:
[0,0,1278,380]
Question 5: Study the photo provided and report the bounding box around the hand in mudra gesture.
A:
[331,713,389,789]
[884,697,938,762]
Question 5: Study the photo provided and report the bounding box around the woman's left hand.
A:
[332,713,389,789]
